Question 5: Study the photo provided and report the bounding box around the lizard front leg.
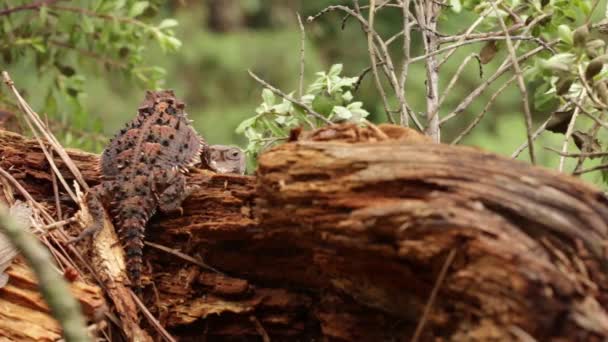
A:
[154,169,197,215]
[69,182,113,243]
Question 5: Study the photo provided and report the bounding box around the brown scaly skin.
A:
[74,90,203,295]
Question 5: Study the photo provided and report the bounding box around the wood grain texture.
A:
[1,125,607,341]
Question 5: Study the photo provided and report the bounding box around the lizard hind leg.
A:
[68,183,111,244]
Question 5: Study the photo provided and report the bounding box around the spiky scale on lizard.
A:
[73,90,204,295]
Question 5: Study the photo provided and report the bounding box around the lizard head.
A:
[205,145,246,175]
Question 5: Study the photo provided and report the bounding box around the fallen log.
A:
[0,124,607,341]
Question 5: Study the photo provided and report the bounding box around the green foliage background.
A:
[2,0,608,187]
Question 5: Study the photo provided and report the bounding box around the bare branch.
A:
[296,13,305,99]
[247,70,332,125]
[399,0,412,126]
[414,0,441,142]
[489,0,535,164]
[0,0,59,16]
[441,40,557,125]
[451,74,517,145]
[367,0,396,123]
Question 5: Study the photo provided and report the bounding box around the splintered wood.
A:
[1,125,608,341]
[0,259,104,341]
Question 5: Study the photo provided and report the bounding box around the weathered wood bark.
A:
[0,258,105,341]
[1,125,608,341]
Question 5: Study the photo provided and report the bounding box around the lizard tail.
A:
[120,217,146,294]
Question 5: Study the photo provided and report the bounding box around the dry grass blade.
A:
[2,71,89,192]
[130,290,177,342]
[20,114,78,202]
[411,248,457,342]
[451,74,517,145]
[144,241,223,274]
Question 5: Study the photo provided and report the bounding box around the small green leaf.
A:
[165,36,182,51]
[158,19,179,30]
[450,0,462,13]
[129,1,149,17]
[236,116,258,134]
[342,91,353,103]
[262,89,275,106]
[328,64,343,77]
[39,5,48,24]
[332,106,352,120]
[558,25,573,45]
[82,16,94,34]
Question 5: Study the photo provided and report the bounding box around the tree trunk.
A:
[0,124,607,341]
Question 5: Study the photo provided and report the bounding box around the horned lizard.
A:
[73,90,204,294]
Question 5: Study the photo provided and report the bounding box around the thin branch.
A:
[399,0,411,126]
[573,162,608,175]
[247,70,332,125]
[441,40,557,125]
[558,90,585,172]
[437,3,499,67]
[367,0,396,124]
[249,316,271,342]
[511,110,558,158]
[489,0,535,164]
[451,74,517,145]
[415,0,441,141]
[438,54,482,109]
[144,241,223,274]
[309,3,422,129]
[408,35,553,65]
[129,290,177,342]
[0,0,60,16]
[48,40,128,69]
[571,99,608,130]
[49,4,146,28]
[296,13,305,99]
[411,248,457,342]
[544,147,608,158]
[20,113,78,202]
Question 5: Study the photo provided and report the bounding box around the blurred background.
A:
[1,0,605,186]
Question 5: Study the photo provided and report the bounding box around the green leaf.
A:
[332,106,352,120]
[262,88,275,106]
[129,1,149,17]
[328,64,343,77]
[262,118,286,137]
[346,102,369,121]
[312,93,339,116]
[342,91,353,103]
[450,0,462,13]
[558,24,573,45]
[236,116,259,134]
[39,5,48,24]
[82,16,94,34]
[165,36,182,51]
[158,19,179,30]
